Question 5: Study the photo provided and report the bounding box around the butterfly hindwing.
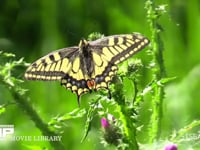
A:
[60,56,90,96]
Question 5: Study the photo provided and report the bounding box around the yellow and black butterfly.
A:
[24,33,150,104]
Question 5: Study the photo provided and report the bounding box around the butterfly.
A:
[24,33,150,105]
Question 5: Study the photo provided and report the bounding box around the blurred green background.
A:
[0,0,200,149]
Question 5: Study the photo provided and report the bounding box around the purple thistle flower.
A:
[100,117,121,146]
[164,143,177,150]
[101,118,110,128]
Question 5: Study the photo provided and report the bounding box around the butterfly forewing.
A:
[89,33,149,90]
[90,33,149,65]
[24,47,79,80]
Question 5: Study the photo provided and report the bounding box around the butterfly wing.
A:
[89,33,150,90]
[25,33,149,102]
[24,47,91,97]
[25,47,79,80]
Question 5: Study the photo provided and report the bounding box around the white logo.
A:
[0,125,14,140]
[0,125,62,141]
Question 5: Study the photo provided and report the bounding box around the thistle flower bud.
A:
[101,118,110,128]
[100,116,121,146]
[164,143,177,150]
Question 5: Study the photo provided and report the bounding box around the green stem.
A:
[145,0,166,142]
[114,78,138,150]
[118,105,138,150]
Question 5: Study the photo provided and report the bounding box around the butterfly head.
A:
[79,38,91,57]
[79,39,88,49]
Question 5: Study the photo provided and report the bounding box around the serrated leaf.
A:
[81,99,99,142]
[159,77,176,84]
[48,108,86,126]
[0,51,15,58]
[60,108,86,121]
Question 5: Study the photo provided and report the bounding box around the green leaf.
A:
[48,108,86,126]
[81,99,99,143]
[171,120,200,142]
[59,108,86,121]
[0,51,15,58]
[0,105,6,115]
[87,32,104,41]
[159,77,176,84]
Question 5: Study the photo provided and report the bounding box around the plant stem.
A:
[114,78,138,150]
[119,105,138,150]
[145,0,166,142]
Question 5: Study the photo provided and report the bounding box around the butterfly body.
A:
[24,33,150,103]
